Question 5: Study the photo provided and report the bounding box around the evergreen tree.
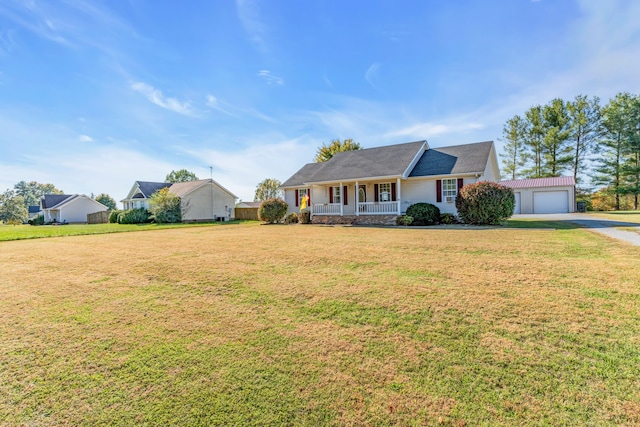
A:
[621,94,640,209]
[523,105,545,178]
[540,98,572,176]
[500,115,527,180]
[567,95,601,185]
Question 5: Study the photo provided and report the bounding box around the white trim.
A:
[401,141,429,178]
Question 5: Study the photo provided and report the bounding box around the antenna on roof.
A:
[209,166,213,180]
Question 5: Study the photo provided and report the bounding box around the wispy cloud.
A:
[386,122,485,140]
[364,63,381,90]
[236,0,268,53]
[79,134,93,142]
[0,29,16,55]
[257,70,284,86]
[131,82,195,116]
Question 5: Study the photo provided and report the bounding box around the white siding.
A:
[182,183,236,221]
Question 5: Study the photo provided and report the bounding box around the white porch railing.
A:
[312,204,341,215]
[358,201,398,214]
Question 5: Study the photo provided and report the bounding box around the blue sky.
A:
[1,0,639,204]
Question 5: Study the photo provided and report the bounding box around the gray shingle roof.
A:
[136,181,172,198]
[41,194,74,209]
[283,140,426,186]
[409,141,493,177]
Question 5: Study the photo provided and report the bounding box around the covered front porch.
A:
[308,178,404,217]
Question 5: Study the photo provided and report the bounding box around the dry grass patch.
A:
[1,224,639,425]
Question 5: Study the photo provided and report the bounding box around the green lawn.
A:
[0,220,254,241]
[1,223,639,425]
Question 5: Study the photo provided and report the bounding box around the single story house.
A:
[235,201,262,220]
[501,176,576,214]
[41,194,108,223]
[281,140,500,225]
[121,179,238,222]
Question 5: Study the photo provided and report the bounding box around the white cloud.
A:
[364,63,381,90]
[257,70,284,86]
[79,134,93,142]
[236,0,268,53]
[131,82,195,116]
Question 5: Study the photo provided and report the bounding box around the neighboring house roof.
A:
[501,176,576,189]
[28,205,41,214]
[169,179,238,200]
[236,201,262,208]
[136,181,172,198]
[41,194,75,209]
[282,140,427,186]
[41,194,108,211]
[409,141,494,177]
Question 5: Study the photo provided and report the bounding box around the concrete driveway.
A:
[513,213,640,246]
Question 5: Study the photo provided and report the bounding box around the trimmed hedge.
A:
[109,210,121,224]
[258,198,288,224]
[118,208,151,224]
[455,181,515,225]
[405,203,440,226]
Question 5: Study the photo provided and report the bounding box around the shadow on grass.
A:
[505,219,582,230]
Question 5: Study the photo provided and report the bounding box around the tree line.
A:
[501,92,640,210]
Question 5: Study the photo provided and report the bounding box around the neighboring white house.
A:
[501,176,576,214]
[121,179,238,222]
[281,140,501,224]
[40,194,108,223]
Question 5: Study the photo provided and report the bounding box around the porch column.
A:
[397,178,401,215]
[340,182,343,216]
[355,180,359,216]
[309,186,313,216]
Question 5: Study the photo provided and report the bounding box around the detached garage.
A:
[501,176,576,214]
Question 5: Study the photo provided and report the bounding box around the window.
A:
[298,188,308,207]
[442,179,457,201]
[331,186,341,204]
[378,183,391,202]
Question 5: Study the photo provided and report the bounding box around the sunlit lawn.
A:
[1,223,639,425]
[0,220,253,242]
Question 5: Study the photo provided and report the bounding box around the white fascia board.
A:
[401,141,429,179]
[406,172,483,181]
[304,175,403,185]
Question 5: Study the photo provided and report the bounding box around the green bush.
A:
[117,208,151,224]
[439,213,459,224]
[455,181,515,225]
[28,214,45,226]
[258,198,288,224]
[284,212,299,224]
[149,188,182,223]
[406,203,440,226]
[109,210,121,224]
[298,210,311,224]
[396,215,413,226]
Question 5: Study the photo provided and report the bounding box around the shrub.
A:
[298,210,311,224]
[396,215,413,226]
[109,210,121,224]
[117,208,151,224]
[406,203,440,226]
[258,198,288,224]
[284,212,299,224]
[149,188,182,223]
[28,214,45,226]
[439,213,459,224]
[455,181,515,225]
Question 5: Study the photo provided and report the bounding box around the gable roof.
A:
[41,194,75,209]
[501,176,576,189]
[409,141,494,177]
[282,140,427,186]
[136,181,172,198]
[170,178,238,199]
[28,205,41,214]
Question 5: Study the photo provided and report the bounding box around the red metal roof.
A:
[500,176,575,189]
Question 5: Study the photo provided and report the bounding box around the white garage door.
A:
[513,192,521,214]
[533,191,569,214]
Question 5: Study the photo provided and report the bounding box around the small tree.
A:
[314,138,362,162]
[95,193,117,210]
[0,190,28,225]
[165,169,199,183]
[258,198,288,224]
[148,187,182,223]
[455,181,515,225]
[254,178,283,201]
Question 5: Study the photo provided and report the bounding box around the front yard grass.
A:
[0,220,253,242]
[1,224,639,425]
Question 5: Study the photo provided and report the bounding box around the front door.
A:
[358,185,367,203]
